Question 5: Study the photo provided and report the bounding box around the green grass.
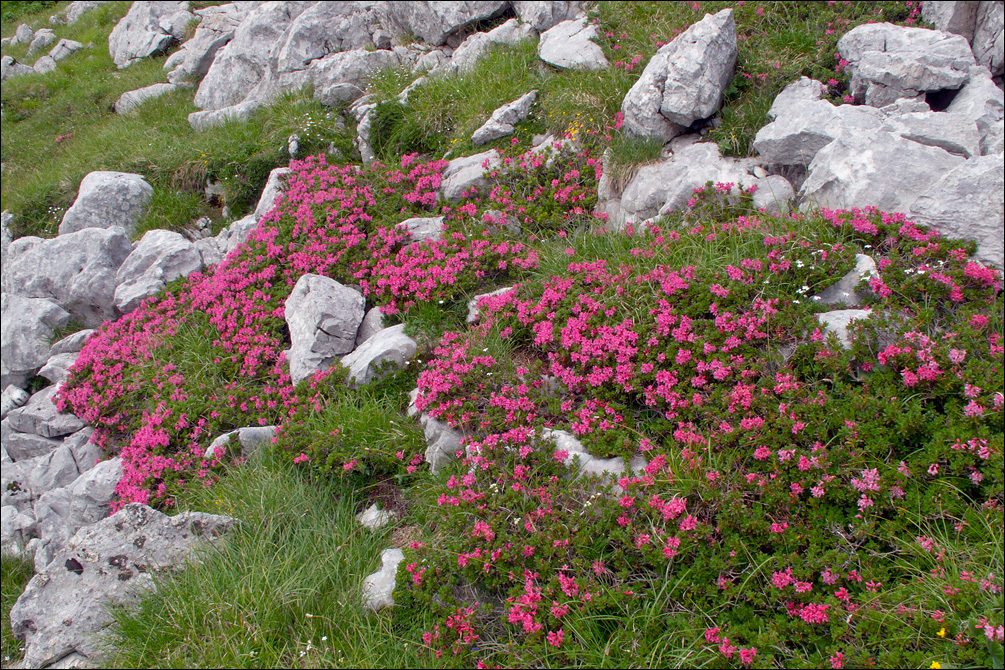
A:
[1,551,33,669]
[102,451,435,669]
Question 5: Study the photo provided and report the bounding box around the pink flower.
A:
[292,452,309,464]
[739,647,757,666]
[547,629,564,647]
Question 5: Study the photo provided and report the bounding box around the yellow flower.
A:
[937,627,946,638]
[930,662,941,669]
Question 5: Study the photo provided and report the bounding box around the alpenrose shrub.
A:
[399,202,1003,668]
[56,143,601,508]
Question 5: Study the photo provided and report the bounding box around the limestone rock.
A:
[62,428,101,475]
[466,286,515,323]
[375,1,509,46]
[355,307,386,346]
[923,1,981,42]
[751,175,795,216]
[362,547,405,610]
[815,254,878,306]
[1,418,64,463]
[274,1,379,74]
[973,0,1004,78]
[1,505,37,554]
[1,295,71,390]
[880,109,981,157]
[310,49,400,106]
[114,82,180,114]
[13,24,35,46]
[51,2,109,26]
[188,98,263,131]
[204,425,277,460]
[356,503,395,530]
[12,503,235,669]
[167,2,251,84]
[59,172,153,237]
[254,167,291,220]
[340,324,417,387]
[421,414,462,474]
[1,386,31,421]
[28,446,81,495]
[49,38,84,62]
[445,18,536,75]
[622,9,736,140]
[800,131,967,214]
[194,2,311,111]
[108,0,195,68]
[908,154,1005,268]
[538,18,608,71]
[6,385,84,439]
[766,76,825,120]
[514,1,583,31]
[114,230,203,314]
[27,29,57,57]
[440,149,501,201]
[285,275,366,385]
[472,90,537,145]
[34,458,123,558]
[817,309,873,349]
[397,216,445,243]
[837,22,976,106]
[1,56,38,80]
[753,99,886,166]
[946,66,1005,155]
[49,330,95,357]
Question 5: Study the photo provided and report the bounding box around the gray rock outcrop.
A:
[514,0,583,31]
[166,2,251,84]
[6,385,85,439]
[6,227,133,327]
[340,324,417,387]
[472,90,537,145]
[376,1,509,46]
[114,229,204,314]
[58,171,153,237]
[837,22,976,106]
[908,154,1004,268]
[622,8,736,140]
[1,295,72,390]
[284,274,365,385]
[11,503,236,669]
[440,149,502,201]
[537,18,608,71]
[108,0,195,68]
[447,18,537,74]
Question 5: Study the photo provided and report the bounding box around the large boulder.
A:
[880,109,981,157]
[922,1,981,42]
[908,155,1004,268]
[27,28,57,58]
[800,131,967,213]
[6,227,133,327]
[273,1,379,74]
[284,274,366,385]
[310,48,402,106]
[1,55,39,80]
[194,2,312,111]
[375,1,509,46]
[472,90,537,145]
[837,23,976,106]
[537,18,608,71]
[340,324,417,387]
[166,2,251,84]
[1,296,71,390]
[11,503,235,669]
[621,8,736,140]
[58,171,153,237]
[114,229,204,314]
[753,98,886,166]
[1,418,63,464]
[946,66,1005,154]
[108,0,195,68]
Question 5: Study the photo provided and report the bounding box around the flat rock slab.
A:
[817,309,873,349]
[114,82,180,114]
[11,503,236,669]
[285,274,365,385]
[538,18,608,70]
[6,385,84,439]
[58,171,153,237]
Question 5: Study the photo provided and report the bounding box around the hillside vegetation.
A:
[2,2,1002,669]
